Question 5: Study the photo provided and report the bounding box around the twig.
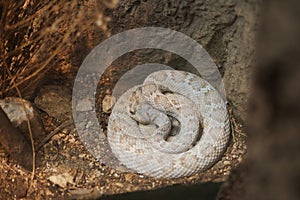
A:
[36,119,74,151]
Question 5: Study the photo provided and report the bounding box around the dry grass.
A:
[0,0,119,98]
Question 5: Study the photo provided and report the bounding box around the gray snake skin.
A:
[108,70,230,178]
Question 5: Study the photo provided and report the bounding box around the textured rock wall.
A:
[108,0,258,124]
[219,1,300,199]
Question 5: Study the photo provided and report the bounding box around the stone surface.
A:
[102,95,116,113]
[34,85,72,121]
[107,0,258,124]
[0,97,45,143]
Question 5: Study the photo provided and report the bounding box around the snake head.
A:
[128,87,151,125]
[130,103,153,125]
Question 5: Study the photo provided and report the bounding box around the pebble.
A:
[34,85,72,121]
[102,95,116,113]
[79,154,85,158]
[114,183,124,188]
[223,160,231,166]
[139,175,146,179]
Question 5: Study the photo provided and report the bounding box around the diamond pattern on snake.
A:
[107,70,230,178]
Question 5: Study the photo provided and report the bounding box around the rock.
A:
[0,97,45,143]
[224,160,231,166]
[102,95,116,113]
[34,85,72,121]
[108,0,257,124]
[48,172,75,188]
[223,1,257,123]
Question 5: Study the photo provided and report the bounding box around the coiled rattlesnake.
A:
[107,70,230,178]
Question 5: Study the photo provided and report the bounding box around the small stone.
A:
[79,154,85,158]
[34,85,72,121]
[102,95,116,113]
[139,174,146,179]
[114,182,124,188]
[68,137,76,143]
[48,172,75,188]
[223,160,231,166]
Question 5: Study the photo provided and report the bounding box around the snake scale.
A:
[107,70,230,178]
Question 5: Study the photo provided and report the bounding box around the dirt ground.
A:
[0,64,247,199]
[0,1,252,199]
[2,0,300,200]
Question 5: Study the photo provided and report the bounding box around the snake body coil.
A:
[108,70,230,178]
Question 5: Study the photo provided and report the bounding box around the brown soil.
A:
[0,65,246,199]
